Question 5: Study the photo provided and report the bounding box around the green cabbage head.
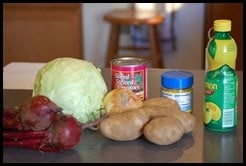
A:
[33,57,108,124]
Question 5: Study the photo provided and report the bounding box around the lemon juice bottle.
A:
[203,19,238,132]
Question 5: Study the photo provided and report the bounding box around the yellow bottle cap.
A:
[214,19,231,32]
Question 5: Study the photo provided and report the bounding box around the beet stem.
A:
[3,131,47,140]
[3,139,61,153]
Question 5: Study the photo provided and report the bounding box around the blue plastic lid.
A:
[161,70,193,89]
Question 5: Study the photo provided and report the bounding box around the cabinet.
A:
[3,3,84,66]
[204,3,243,70]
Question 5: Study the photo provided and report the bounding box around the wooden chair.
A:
[103,9,164,68]
[3,3,84,66]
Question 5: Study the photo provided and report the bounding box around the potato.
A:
[171,111,196,133]
[143,116,185,145]
[144,105,196,133]
[142,105,177,118]
[142,97,196,133]
[99,107,150,141]
[99,96,196,144]
[143,97,181,112]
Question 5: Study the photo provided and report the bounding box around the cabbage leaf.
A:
[33,57,108,124]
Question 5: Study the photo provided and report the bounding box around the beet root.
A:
[4,113,82,153]
[18,95,62,131]
[48,113,82,150]
[3,95,106,153]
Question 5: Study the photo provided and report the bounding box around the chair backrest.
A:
[3,3,84,66]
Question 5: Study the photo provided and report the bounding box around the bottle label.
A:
[207,39,237,71]
[204,65,238,132]
[161,91,192,113]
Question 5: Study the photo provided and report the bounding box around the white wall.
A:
[82,3,130,66]
[165,3,205,69]
[82,3,205,69]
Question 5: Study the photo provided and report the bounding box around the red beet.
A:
[3,115,24,131]
[4,113,82,152]
[3,106,20,118]
[6,95,62,131]
[19,95,62,131]
[48,113,82,150]
[3,95,107,152]
[3,106,24,130]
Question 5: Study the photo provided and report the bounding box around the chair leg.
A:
[148,25,163,68]
[105,24,120,67]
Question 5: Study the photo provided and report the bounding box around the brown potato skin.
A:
[143,116,185,145]
[171,111,196,133]
[143,97,196,133]
[99,108,150,141]
[142,105,196,133]
[99,96,196,144]
[143,97,181,112]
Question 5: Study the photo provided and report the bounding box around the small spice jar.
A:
[160,70,193,113]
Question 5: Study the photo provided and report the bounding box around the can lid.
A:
[161,70,193,89]
[110,57,147,66]
[214,19,231,32]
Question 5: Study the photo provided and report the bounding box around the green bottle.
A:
[203,19,238,132]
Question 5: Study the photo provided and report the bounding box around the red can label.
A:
[111,57,147,100]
